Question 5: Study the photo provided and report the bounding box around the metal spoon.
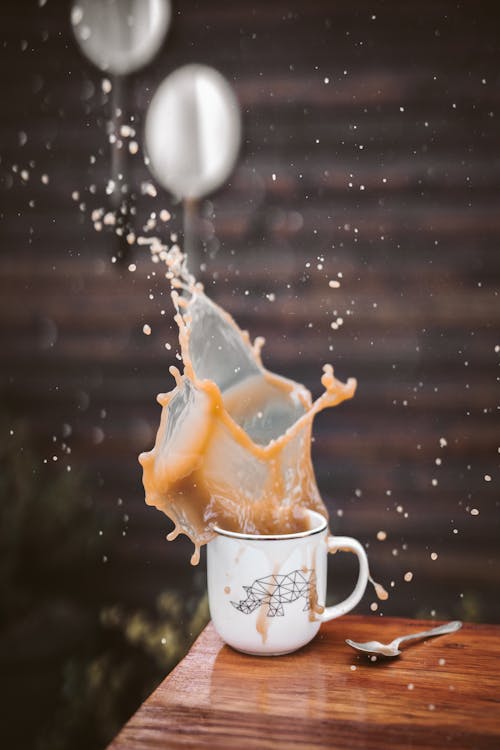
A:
[346,620,462,658]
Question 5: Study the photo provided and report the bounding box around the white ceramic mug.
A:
[207,509,369,656]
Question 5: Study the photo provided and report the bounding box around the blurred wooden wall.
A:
[1,0,499,621]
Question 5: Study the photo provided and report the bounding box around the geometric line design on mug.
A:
[231,569,316,617]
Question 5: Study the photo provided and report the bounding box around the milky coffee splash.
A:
[138,245,357,564]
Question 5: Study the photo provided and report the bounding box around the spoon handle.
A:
[394,620,462,650]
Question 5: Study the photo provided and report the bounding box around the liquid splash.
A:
[138,244,357,564]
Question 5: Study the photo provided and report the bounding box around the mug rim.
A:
[211,508,328,541]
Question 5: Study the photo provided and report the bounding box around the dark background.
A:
[1,1,499,748]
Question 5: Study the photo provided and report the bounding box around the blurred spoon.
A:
[346,620,462,658]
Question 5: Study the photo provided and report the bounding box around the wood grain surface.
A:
[108,615,500,749]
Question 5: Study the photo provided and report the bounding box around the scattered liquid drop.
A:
[369,575,389,601]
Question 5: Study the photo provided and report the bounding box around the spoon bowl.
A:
[346,620,462,659]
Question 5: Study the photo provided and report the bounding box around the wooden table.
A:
[108,615,500,749]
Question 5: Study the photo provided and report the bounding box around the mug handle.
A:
[319,535,369,622]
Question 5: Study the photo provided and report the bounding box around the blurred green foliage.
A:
[0,420,208,750]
